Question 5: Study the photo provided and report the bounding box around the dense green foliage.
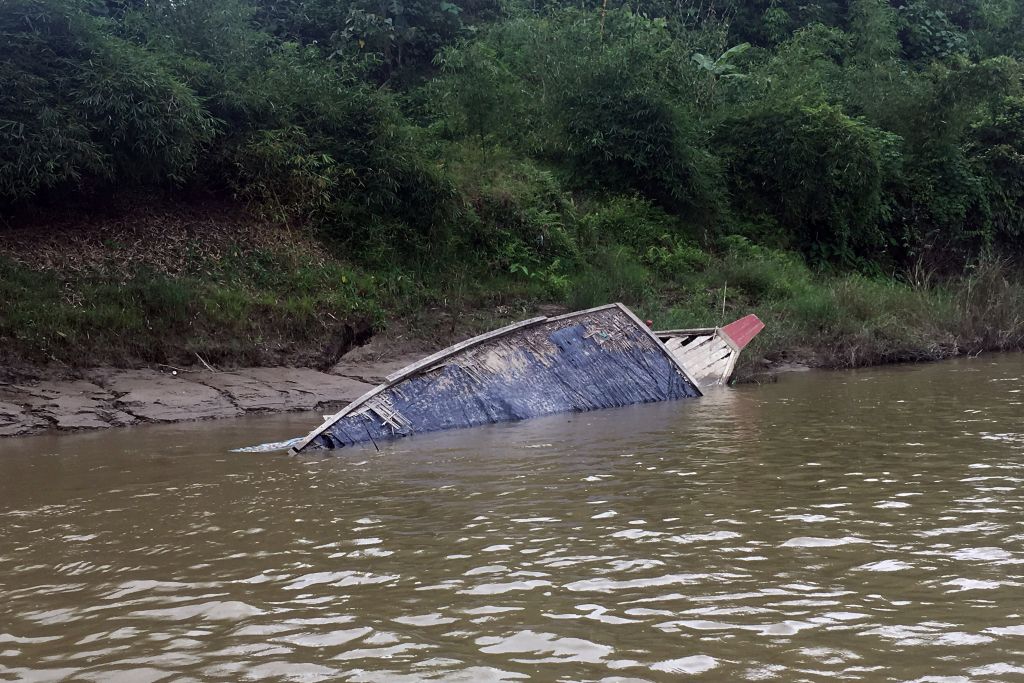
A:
[3,0,1022,271]
[1,0,1023,370]
[0,0,215,200]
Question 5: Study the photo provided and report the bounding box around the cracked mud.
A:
[0,359,423,438]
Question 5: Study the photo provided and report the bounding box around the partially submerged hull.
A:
[290,304,762,454]
[657,314,765,388]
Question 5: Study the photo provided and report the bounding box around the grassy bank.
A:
[2,197,1021,380]
[4,1,1024,379]
[0,202,378,371]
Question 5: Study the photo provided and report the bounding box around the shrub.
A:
[218,45,459,247]
[867,57,1022,268]
[430,40,522,143]
[0,0,214,203]
[969,96,1024,257]
[715,104,900,268]
[896,1,968,61]
[567,247,653,310]
[576,196,687,251]
[223,126,339,224]
[562,65,725,224]
[708,235,812,300]
[446,146,578,273]
[576,196,709,280]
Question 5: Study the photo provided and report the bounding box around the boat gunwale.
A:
[289,303,700,454]
[653,328,719,336]
[383,317,548,383]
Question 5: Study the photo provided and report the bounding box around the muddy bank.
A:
[0,356,812,440]
[0,302,582,439]
[0,351,426,439]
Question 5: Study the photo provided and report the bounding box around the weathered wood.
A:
[289,317,549,453]
[655,328,718,336]
[721,344,740,385]
[291,304,701,453]
[654,316,764,388]
[290,307,763,453]
[611,304,703,390]
[720,314,765,350]
[681,334,714,353]
[662,330,738,387]
[383,317,547,383]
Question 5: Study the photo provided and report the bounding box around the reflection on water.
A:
[1,354,1022,681]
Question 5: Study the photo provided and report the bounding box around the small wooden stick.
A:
[157,363,186,373]
[195,353,218,373]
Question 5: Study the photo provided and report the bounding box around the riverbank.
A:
[5,201,1023,372]
[0,366,376,438]
[2,200,1022,441]
[4,341,1020,440]
[0,339,435,437]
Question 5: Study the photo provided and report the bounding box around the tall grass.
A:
[656,245,1024,379]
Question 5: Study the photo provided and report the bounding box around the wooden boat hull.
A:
[656,314,765,388]
[290,304,701,453]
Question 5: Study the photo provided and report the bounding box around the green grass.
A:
[2,177,1021,374]
[650,246,1024,379]
[2,242,1022,373]
[0,248,385,367]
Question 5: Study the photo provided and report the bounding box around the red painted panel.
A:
[720,314,765,350]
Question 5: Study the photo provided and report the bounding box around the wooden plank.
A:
[612,303,703,395]
[288,383,389,454]
[670,334,739,388]
[681,334,714,353]
[672,331,744,387]
[688,344,729,372]
[720,348,739,385]
[680,343,723,376]
[717,330,741,384]
[695,352,732,377]
[291,317,548,454]
[654,327,718,336]
[546,303,622,322]
[665,337,686,353]
[384,317,548,383]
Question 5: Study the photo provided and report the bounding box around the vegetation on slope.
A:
[1,0,1022,372]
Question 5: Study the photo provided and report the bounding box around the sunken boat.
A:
[289,303,763,454]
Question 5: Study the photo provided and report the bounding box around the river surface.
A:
[1,355,1023,682]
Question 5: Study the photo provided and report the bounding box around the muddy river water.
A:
[1,355,1022,682]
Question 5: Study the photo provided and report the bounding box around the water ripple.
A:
[1,354,1022,681]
